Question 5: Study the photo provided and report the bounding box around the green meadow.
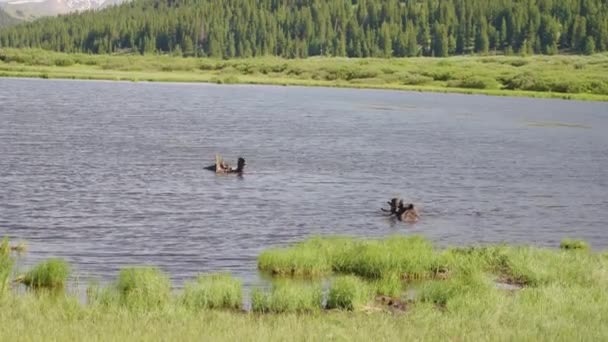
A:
[2,235,607,341]
[1,48,608,101]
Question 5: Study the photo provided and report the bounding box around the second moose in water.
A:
[204,154,246,174]
[381,198,420,223]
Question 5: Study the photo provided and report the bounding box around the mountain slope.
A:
[0,7,21,27]
[0,0,607,57]
[0,0,128,20]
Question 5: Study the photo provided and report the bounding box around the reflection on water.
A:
[1,78,607,289]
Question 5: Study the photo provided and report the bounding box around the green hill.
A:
[0,0,607,58]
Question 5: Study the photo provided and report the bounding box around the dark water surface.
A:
[1,78,607,288]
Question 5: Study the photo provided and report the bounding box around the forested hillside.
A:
[1,0,607,58]
[0,8,20,28]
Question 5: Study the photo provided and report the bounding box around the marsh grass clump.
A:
[181,273,242,310]
[251,280,323,313]
[18,258,69,290]
[257,238,338,277]
[560,239,590,251]
[419,270,491,307]
[373,273,403,298]
[0,238,13,295]
[116,267,171,311]
[335,235,436,280]
[326,275,372,311]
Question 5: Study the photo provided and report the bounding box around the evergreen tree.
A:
[0,0,606,58]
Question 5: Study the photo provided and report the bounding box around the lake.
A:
[1,78,607,288]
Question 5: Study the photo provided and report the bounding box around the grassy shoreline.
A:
[2,235,607,340]
[1,48,608,101]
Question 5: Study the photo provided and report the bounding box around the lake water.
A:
[1,78,607,288]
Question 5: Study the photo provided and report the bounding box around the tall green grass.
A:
[560,239,590,251]
[260,235,439,280]
[0,238,12,296]
[18,258,69,290]
[115,267,171,311]
[326,275,372,311]
[1,236,608,340]
[251,280,323,313]
[181,273,242,310]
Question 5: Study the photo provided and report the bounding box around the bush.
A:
[501,72,550,92]
[54,57,74,67]
[448,76,499,89]
[399,72,433,85]
[181,273,242,310]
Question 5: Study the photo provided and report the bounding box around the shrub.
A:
[399,72,433,85]
[448,76,499,89]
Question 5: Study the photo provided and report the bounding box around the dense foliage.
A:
[0,0,607,58]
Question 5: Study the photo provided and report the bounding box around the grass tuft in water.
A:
[326,275,372,311]
[560,239,590,251]
[116,267,171,311]
[419,269,491,307]
[181,273,242,310]
[0,238,13,296]
[257,242,333,277]
[251,280,323,313]
[258,235,436,280]
[18,258,69,290]
[373,273,404,298]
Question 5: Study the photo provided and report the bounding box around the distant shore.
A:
[1,48,608,101]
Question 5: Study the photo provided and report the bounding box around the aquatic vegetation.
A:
[115,267,171,311]
[373,273,404,298]
[18,258,69,290]
[0,235,607,340]
[419,271,492,307]
[259,235,437,280]
[251,280,323,313]
[0,238,13,296]
[560,239,590,251]
[338,236,436,280]
[181,273,242,310]
[326,275,372,311]
[257,236,356,277]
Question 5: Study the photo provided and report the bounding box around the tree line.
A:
[1,0,607,58]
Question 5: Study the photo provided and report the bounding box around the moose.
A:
[381,197,420,223]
